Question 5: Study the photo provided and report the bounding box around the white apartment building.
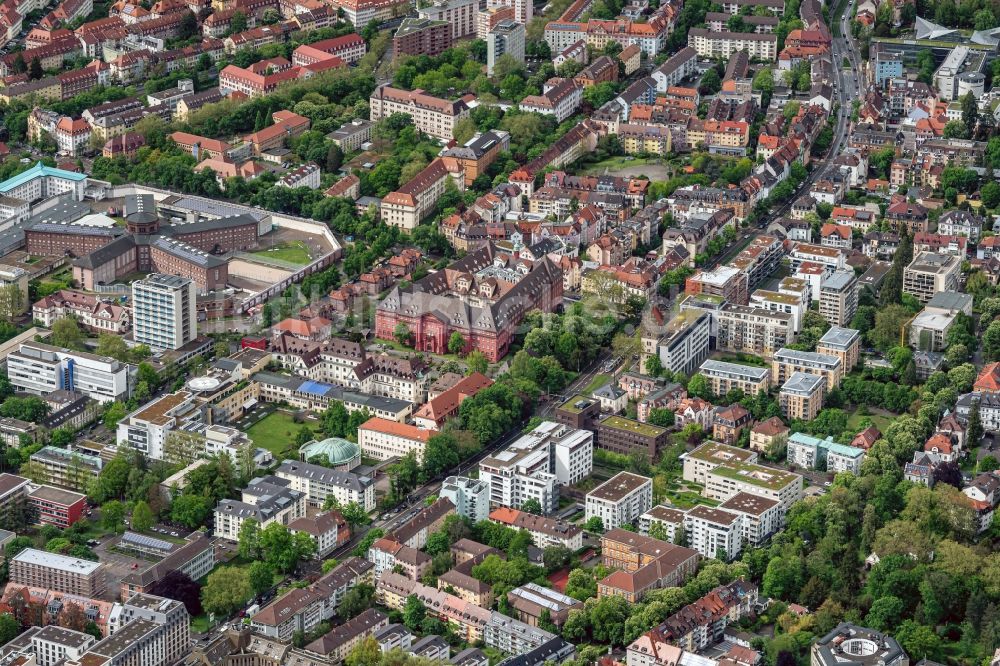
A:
[214,476,307,541]
[358,417,437,463]
[903,252,961,303]
[644,310,712,378]
[417,0,476,38]
[786,432,865,475]
[479,421,592,514]
[8,342,130,403]
[277,162,322,190]
[275,460,376,511]
[77,594,190,666]
[441,476,491,523]
[518,77,582,122]
[699,359,771,397]
[687,28,777,60]
[771,348,843,391]
[487,19,525,75]
[585,471,653,530]
[0,162,87,203]
[31,626,95,666]
[479,421,594,513]
[749,288,808,333]
[683,505,743,561]
[369,85,470,142]
[715,304,794,356]
[703,462,802,522]
[682,440,758,485]
[719,492,781,546]
[132,274,197,351]
[117,391,197,460]
[819,269,858,327]
[789,243,846,275]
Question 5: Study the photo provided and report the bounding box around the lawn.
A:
[245,410,319,458]
[845,411,893,433]
[582,373,611,394]
[191,614,211,633]
[251,241,312,265]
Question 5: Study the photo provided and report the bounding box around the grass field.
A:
[246,410,319,457]
[581,156,674,180]
[845,411,892,433]
[252,241,312,265]
[583,373,611,394]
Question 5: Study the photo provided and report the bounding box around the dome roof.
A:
[299,437,360,464]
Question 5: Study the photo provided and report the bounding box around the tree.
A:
[0,397,49,422]
[422,432,461,480]
[201,566,252,618]
[402,594,426,631]
[982,181,1000,209]
[229,10,247,34]
[130,501,154,533]
[648,408,675,428]
[28,57,42,81]
[967,399,983,448]
[520,498,543,515]
[865,595,905,632]
[238,519,261,560]
[699,68,721,95]
[984,321,1000,361]
[346,636,380,666]
[447,331,466,356]
[325,144,344,173]
[687,374,711,399]
[170,494,211,528]
[101,500,126,533]
[102,402,126,431]
[340,583,374,618]
[542,545,572,573]
[248,561,274,598]
[0,614,19,645]
[564,569,597,602]
[961,91,979,135]
[340,501,370,528]
[894,620,940,661]
[583,516,604,533]
[0,284,24,319]
[51,317,87,350]
[149,570,203,616]
[466,351,488,375]
[393,322,412,346]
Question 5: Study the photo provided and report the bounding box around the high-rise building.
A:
[132,274,197,351]
[819,269,858,327]
[487,19,525,75]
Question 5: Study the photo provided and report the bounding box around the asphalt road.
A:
[765,0,863,223]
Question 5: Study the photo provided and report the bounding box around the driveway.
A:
[93,538,149,601]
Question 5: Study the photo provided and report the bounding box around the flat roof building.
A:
[585,471,653,530]
[10,548,106,597]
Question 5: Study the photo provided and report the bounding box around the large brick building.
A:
[376,244,562,362]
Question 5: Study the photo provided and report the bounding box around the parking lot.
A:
[93,537,149,602]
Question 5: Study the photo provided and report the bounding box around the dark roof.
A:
[72,235,136,269]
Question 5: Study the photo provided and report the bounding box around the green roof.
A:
[686,440,757,463]
[600,415,666,438]
[709,461,800,490]
[558,394,594,414]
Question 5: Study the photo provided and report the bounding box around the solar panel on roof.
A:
[121,531,174,552]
